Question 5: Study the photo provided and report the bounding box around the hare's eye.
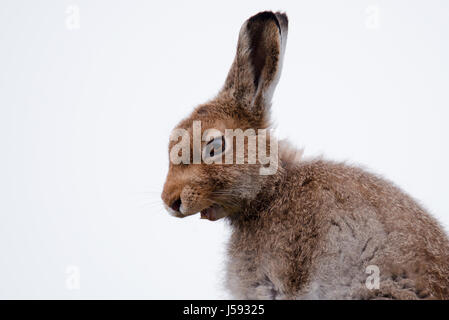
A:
[205,136,225,158]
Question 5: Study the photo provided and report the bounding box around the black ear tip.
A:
[248,11,288,33]
[249,11,277,21]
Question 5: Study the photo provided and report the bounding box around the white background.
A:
[0,0,448,299]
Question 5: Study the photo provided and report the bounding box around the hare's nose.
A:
[170,198,182,212]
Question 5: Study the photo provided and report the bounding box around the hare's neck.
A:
[227,155,297,226]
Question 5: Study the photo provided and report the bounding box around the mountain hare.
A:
[161,11,449,299]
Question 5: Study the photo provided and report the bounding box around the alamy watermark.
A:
[65,265,81,290]
[365,265,380,290]
[365,5,381,30]
[65,5,81,30]
[169,121,278,175]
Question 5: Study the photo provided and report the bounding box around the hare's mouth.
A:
[200,204,227,221]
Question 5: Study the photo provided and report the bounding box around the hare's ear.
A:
[223,11,288,118]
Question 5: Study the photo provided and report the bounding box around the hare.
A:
[161,11,449,299]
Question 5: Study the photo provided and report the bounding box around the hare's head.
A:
[161,11,288,221]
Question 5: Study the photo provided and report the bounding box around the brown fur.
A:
[161,11,449,299]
